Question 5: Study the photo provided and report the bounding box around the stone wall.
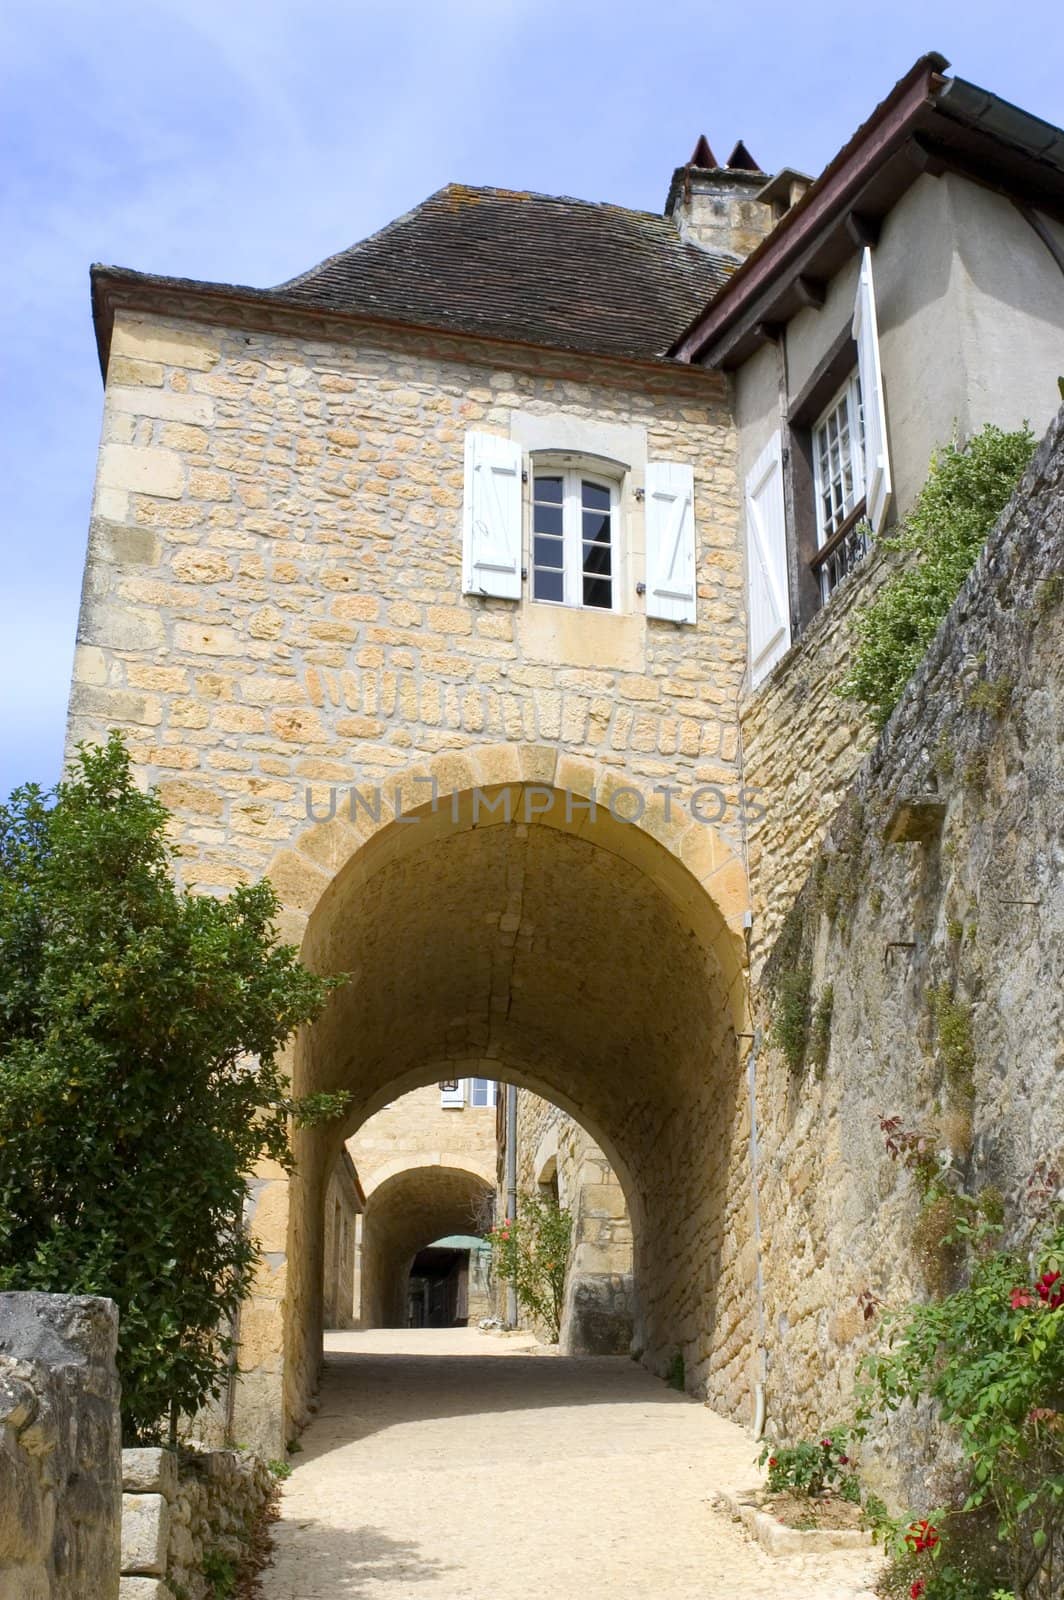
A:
[0,1293,121,1600]
[740,549,889,963]
[120,1446,274,1600]
[321,1151,361,1330]
[509,1093,635,1353]
[66,298,753,1447]
[750,408,1064,1500]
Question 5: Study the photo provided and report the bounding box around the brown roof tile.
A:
[270,184,734,360]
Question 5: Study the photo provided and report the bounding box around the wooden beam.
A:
[794,276,826,309]
[845,211,881,248]
[905,135,947,177]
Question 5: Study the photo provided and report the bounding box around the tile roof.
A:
[268,184,734,361]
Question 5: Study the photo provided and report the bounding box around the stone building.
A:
[346,1080,496,1328]
[65,50,1064,1459]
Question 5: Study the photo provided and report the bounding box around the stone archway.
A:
[359,1164,493,1328]
[234,745,751,1453]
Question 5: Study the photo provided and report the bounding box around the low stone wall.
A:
[120,1446,274,1600]
[752,406,1064,1502]
[0,1293,121,1600]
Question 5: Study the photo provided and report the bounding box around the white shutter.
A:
[440,1078,465,1109]
[462,432,523,599]
[852,248,892,535]
[645,461,696,623]
[745,432,791,687]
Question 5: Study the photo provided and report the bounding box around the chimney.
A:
[665,137,775,261]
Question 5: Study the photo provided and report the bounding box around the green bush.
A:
[859,1211,1064,1598]
[489,1192,572,1341]
[0,736,344,1441]
[841,425,1036,729]
[759,1429,859,1500]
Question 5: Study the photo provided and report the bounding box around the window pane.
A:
[582,509,610,546]
[582,481,610,512]
[533,502,563,536]
[582,540,611,577]
[583,575,612,608]
[534,535,564,569]
[534,475,563,504]
[534,567,564,603]
[470,1078,490,1107]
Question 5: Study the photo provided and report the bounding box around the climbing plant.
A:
[0,735,346,1441]
[841,424,1036,729]
[858,1135,1064,1599]
[489,1191,572,1341]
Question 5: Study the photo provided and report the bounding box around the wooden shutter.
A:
[440,1079,465,1109]
[645,461,696,623]
[462,432,523,599]
[852,248,892,534]
[745,432,791,687]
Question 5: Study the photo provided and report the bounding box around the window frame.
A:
[811,371,866,550]
[529,457,622,614]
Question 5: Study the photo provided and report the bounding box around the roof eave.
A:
[90,264,722,389]
[670,52,951,365]
[674,54,1064,370]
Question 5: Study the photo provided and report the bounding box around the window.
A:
[811,372,870,601]
[440,1077,497,1109]
[531,469,616,610]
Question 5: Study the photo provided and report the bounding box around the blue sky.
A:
[1,0,1061,799]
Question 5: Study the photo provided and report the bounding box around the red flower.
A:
[910,1581,927,1599]
[1036,1270,1064,1309]
[906,1520,940,1554]
[839,1455,849,1465]
[820,1439,832,1448]
[1011,1287,1033,1309]
[768,1457,778,1468]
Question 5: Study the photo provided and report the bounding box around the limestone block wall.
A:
[68,307,747,916]
[120,1447,274,1600]
[739,551,890,963]
[321,1152,361,1331]
[750,408,1064,1500]
[0,1293,121,1600]
[348,1084,496,1197]
[509,1092,635,1353]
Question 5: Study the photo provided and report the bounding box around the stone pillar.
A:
[0,1293,122,1600]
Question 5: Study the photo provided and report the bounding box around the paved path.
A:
[260,1328,880,1600]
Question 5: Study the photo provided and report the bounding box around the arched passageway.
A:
[236,752,750,1450]
[359,1164,492,1328]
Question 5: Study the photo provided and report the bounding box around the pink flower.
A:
[1011,1288,1033,1309]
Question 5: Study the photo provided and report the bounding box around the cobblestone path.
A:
[260,1329,881,1600]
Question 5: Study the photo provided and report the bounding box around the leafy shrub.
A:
[0,736,344,1441]
[770,965,813,1073]
[489,1192,572,1341]
[841,425,1036,729]
[666,1350,685,1391]
[859,1210,1064,1597]
[759,1429,858,1500]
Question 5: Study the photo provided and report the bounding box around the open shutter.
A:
[852,248,892,534]
[462,432,523,599]
[440,1078,465,1109]
[745,432,791,687]
[645,461,696,623]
